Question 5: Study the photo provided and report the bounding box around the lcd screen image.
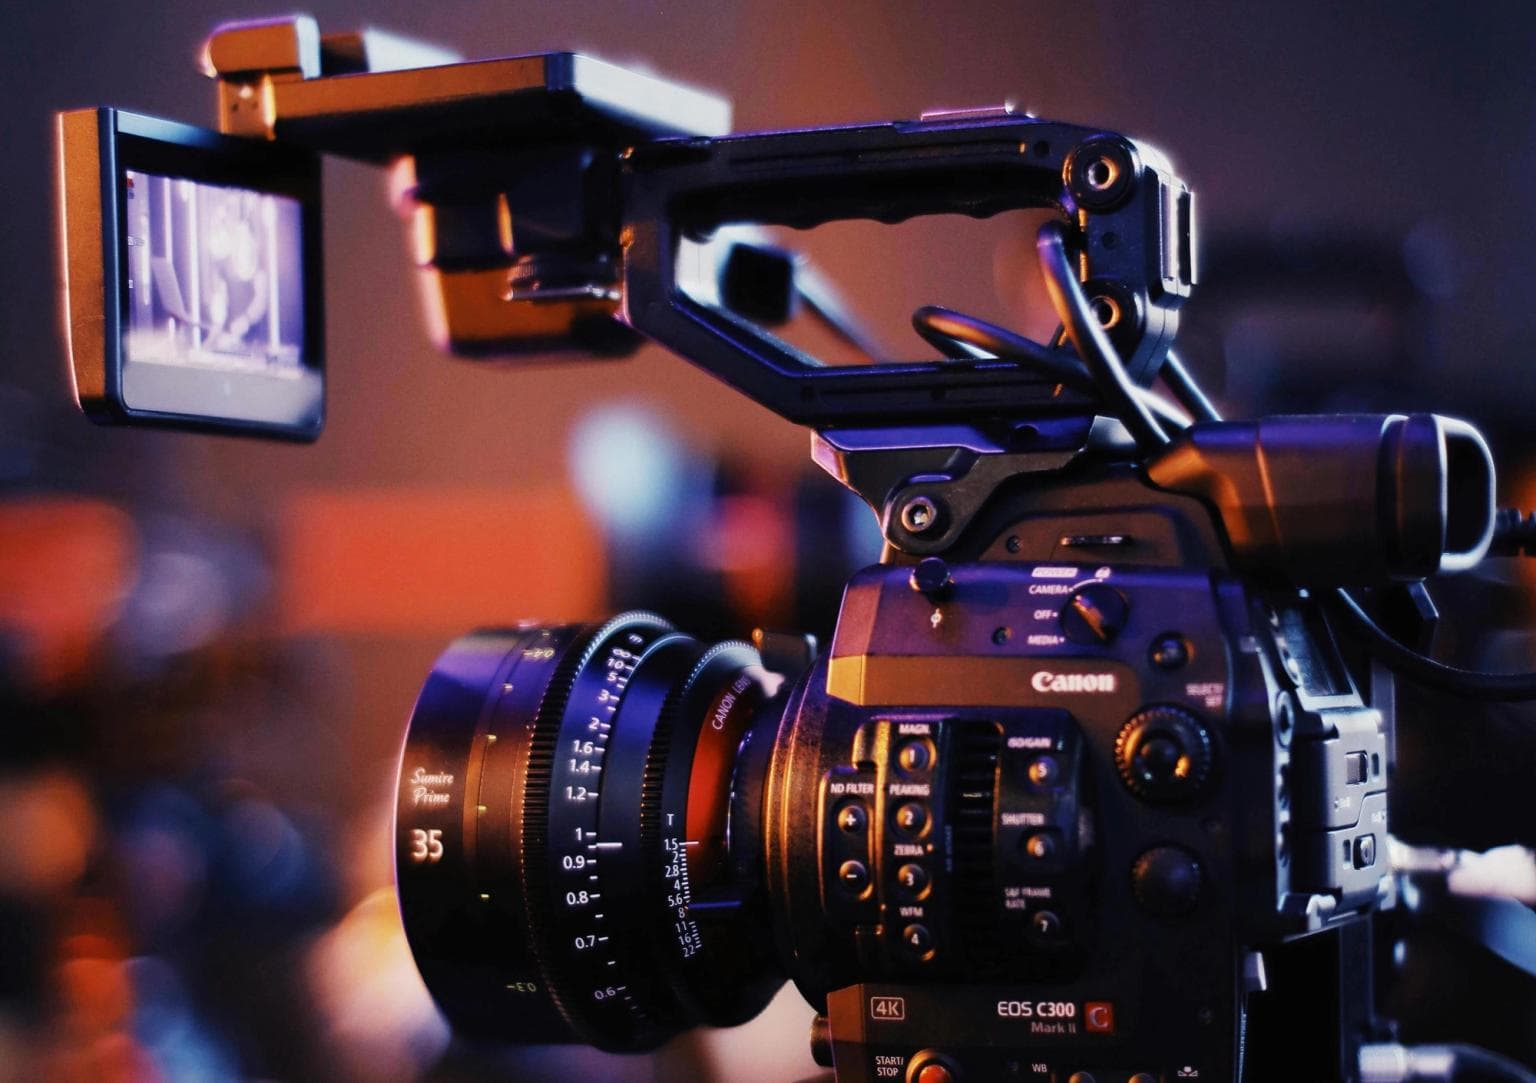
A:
[123,170,306,377]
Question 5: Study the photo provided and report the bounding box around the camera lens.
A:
[396,614,785,1051]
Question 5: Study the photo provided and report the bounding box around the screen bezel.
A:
[60,108,324,440]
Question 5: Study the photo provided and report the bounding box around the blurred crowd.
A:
[0,382,878,1082]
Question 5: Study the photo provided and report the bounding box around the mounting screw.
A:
[1089,293,1122,329]
[1065,136,1138,211]
[899,495,943,536]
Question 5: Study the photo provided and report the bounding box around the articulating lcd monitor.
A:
[58,108,324,439]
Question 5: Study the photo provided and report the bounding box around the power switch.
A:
[1345,752,1369,784]
[1060,583,1129,645]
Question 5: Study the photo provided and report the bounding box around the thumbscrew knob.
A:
[909,557,954,602]
[1114,705,1215,803]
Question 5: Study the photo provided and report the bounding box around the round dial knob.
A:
[1114,705,1215,802]
[1059,583,1129,645]
[1131,845,1204,917]
[909,557,954,602]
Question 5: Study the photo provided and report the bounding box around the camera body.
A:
[778,552,1385,1083]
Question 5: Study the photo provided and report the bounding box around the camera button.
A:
[896,739,933,773]
[1151,632,1191,669]
[1029,909,1065,941]
[838,860,870,893]
[913,1063,956,1083]
[905,1051,960,1083]
[901,922,933,955]
[1027,755,1061,788]
[1131,845,1203,916]
[893,802,929,837]
[837,803,868,834]
[1023,831,1059,860]
[896,862,930,896]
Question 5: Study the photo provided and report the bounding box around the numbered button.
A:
[1023,831,1059,860]
[1030,910,1065,942]
[893,802,929,838]
[901,923,934,956]
[1027,755,1061,788]
[896,863,930,896]
[896,739,933,773]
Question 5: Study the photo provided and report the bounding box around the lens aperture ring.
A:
[641,640,783,1027]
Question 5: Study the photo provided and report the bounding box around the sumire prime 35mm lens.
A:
[396,614,785,1051]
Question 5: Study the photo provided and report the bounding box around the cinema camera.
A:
[57,16,1536,1083]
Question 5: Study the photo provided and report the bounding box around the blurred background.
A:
[5,2,1536,1080]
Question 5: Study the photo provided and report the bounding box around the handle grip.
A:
[621,117,1194,426]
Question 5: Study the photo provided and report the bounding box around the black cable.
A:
[1328,587,1536,702]
[1161,348,1222,422]
[1036,221,1170,453]
[912,305,1091,385]
[912,310,991,360]
[911,304,1193,432]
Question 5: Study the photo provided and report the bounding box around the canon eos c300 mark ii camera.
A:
[57,16,1536,1083]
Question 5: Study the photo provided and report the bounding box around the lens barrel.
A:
[396,615,784,1052]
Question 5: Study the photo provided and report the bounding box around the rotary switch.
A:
[1059,582,1129,645]
[1114,705,1215,802]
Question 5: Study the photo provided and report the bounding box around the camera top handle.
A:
[621,116,1194,426]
